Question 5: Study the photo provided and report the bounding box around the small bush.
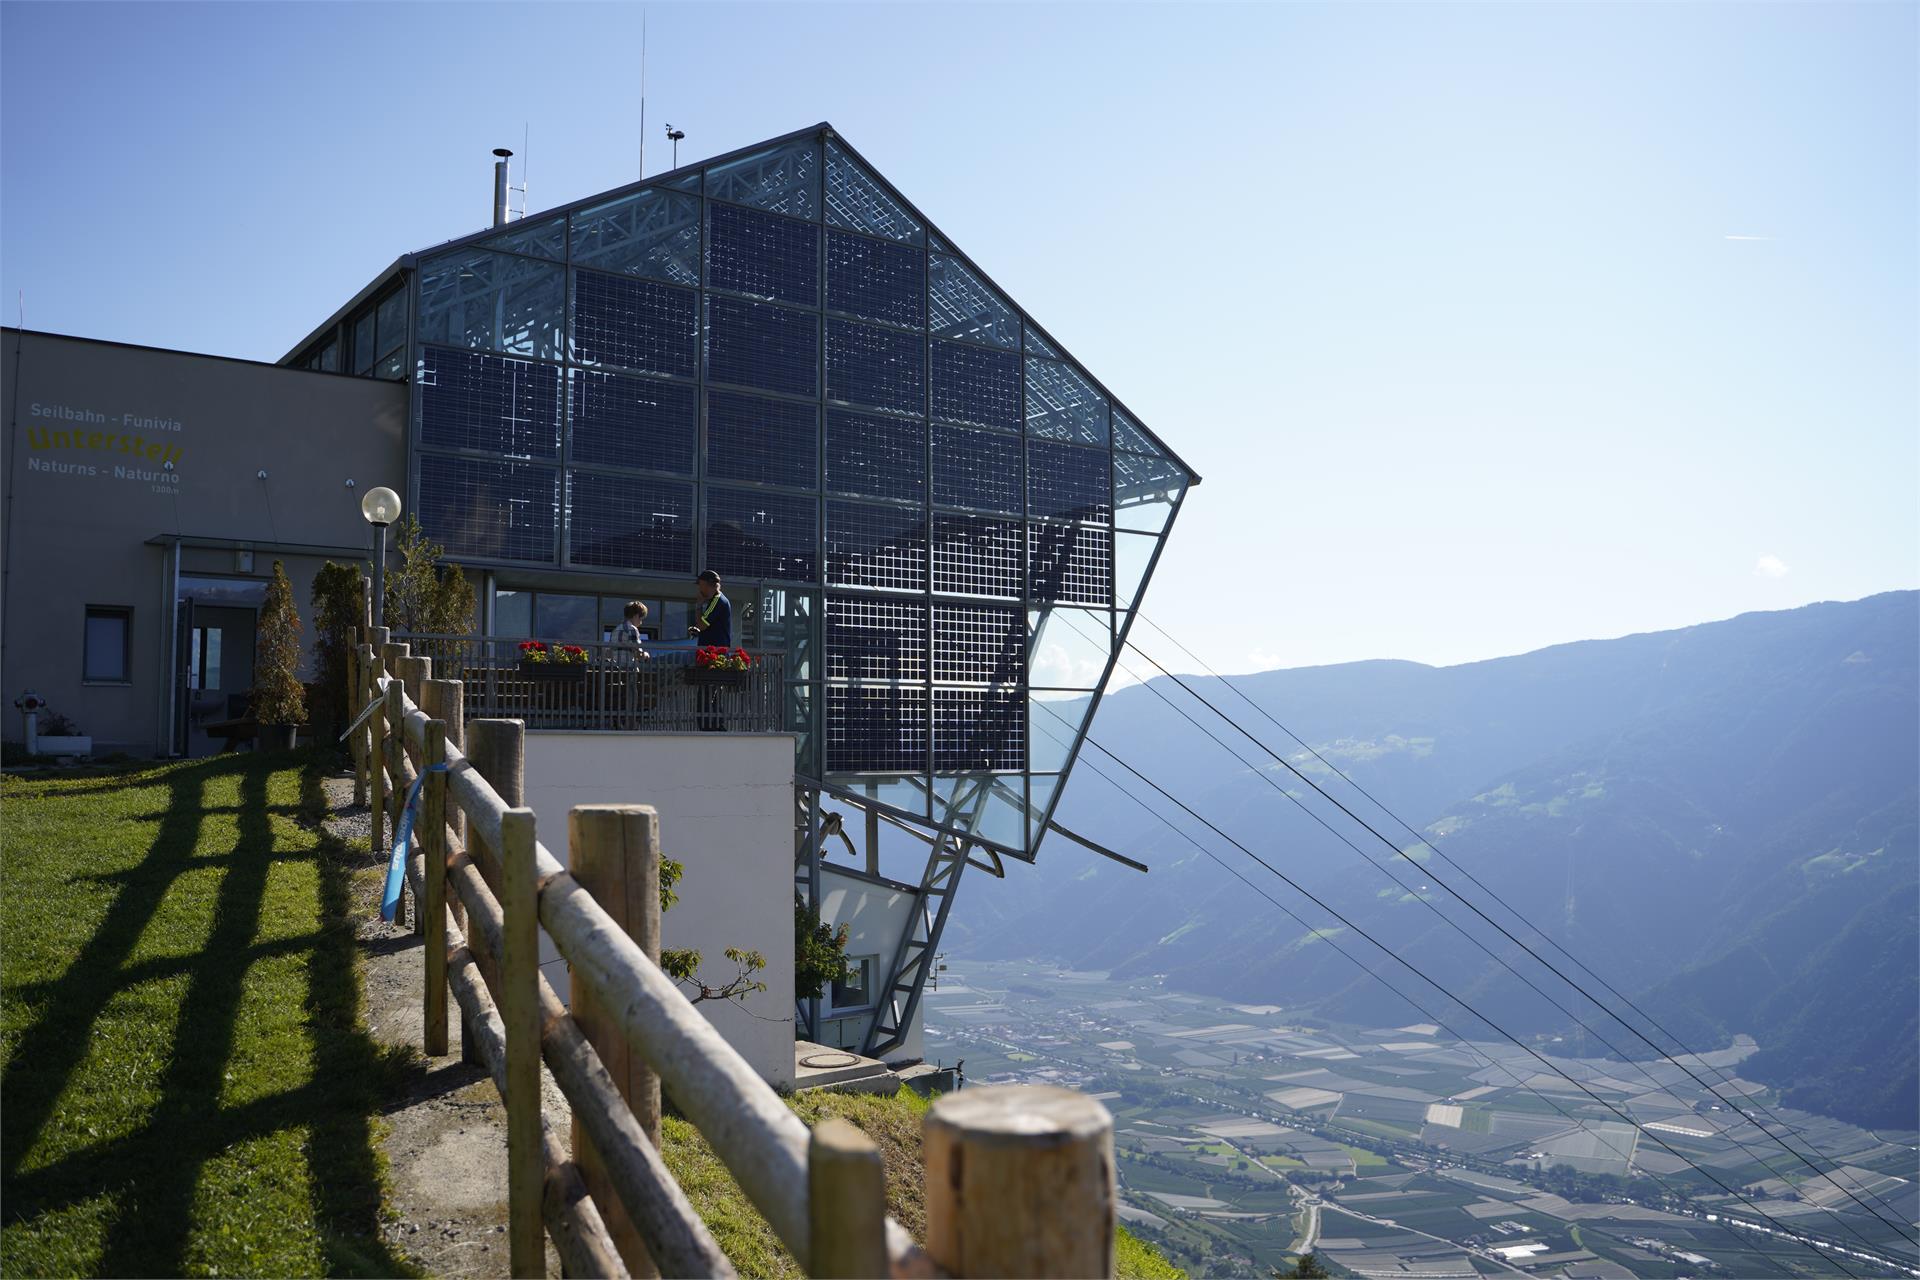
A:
[251,561,306,726]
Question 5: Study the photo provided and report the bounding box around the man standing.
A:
[688,570,732,647]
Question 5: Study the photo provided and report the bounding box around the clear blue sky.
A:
[4,2,1912,672]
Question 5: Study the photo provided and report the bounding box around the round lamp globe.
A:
[361,486,402,527]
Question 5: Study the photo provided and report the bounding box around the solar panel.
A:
[930,339,1020,432]
[419,346,561,459]
[417,455,558,564]
[705,485,818,582]
[571,269,699,378]
[933,424,1023,513]
[706,295,819,398]
[826,317,924,416]
[706,390,818,488]
[826,229,925,328]
[708,201,819,306]
[827,500,928,592]
[825,407,926,503]
[826,594,927,682]
[1028,521,1112,605]
[568,369,695,473]
[568,472,694,573]
[1027,439,1112,525]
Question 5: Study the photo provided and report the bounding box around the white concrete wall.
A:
[521,731,796,1089]
[817,865,924,1063]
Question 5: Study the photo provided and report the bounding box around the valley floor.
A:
[926,959,1920,1279]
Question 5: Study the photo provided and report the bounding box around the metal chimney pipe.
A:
[492,148,513,228]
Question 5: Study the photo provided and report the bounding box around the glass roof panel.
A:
[1029,606,1113,690]
[1029,691,1093,772]
[825,140,923,244]
[1025,358,1109,445]
[570,187,700,286]
[1112,407,1161,456]
[1023,323,1061,359]
[1114,449,1188,534]
[706,138,820,220]
[929,255,1017,349]
[473,213,567,262]
[417,248,564,359]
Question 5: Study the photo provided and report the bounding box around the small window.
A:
[352,310,377,375]
[828,955,877,1014]
[84,607,131,683]
[375,289,408,360]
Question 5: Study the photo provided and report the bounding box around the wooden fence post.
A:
[423,718,449,1057]
[809,1118,889,1278]
[464,718,522,1050]
[364,625,389,806]
[466,718,524,890]
[500,807,546,1278]
[397,655,432,718]
[380,639,408,681]
[568,804,664,1278]
[350,578,370,796]
[383,678,410,927]
[364,643,386,856]
[347,637,367,807]
[423,678,472,1060]
[924,1085,1116,1279]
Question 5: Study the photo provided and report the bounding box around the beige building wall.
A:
[520,729,799,1089]
[1,330,407,752]
[816,864,926,1063]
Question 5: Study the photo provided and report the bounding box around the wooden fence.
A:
[345,625,1119,1279]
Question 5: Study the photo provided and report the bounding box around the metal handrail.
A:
[394,633,786,734]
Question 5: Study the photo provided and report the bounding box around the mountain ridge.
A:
[950,591,1918,1128]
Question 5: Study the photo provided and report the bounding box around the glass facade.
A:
[399,125,1193,860]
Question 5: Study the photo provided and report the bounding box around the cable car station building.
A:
[3,123,1197,1065]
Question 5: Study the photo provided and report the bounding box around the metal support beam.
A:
[862,830,969,1061]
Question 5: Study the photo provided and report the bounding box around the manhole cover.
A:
[800,1052,863,1070]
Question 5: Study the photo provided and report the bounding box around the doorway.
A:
[171,572,272,756]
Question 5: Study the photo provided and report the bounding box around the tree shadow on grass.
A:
[1,752,418,1277]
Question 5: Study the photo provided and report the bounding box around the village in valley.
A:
[925,961,1920,1279]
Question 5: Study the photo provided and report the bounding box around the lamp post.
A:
[361,486,402,630]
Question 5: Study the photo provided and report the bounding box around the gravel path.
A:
[323,772,565,1279]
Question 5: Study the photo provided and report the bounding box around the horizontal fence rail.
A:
[352,622,1116,1279]
[395,633,785,734]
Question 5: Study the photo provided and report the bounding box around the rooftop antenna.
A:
[508,122,529,221]
[638,8,648,178]
[666,124,685,170]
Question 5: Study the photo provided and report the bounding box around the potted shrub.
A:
[33,709,92,757]
[685,645,753,689]
[251,561,306,751]
[516,640,588,682]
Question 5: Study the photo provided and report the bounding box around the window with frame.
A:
[84,607,131,683]
[828,955,878,1013]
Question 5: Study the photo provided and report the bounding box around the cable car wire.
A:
[1036,701,1898,1275]
[1041,706,1870,1278]
[1115,612,1920,1245]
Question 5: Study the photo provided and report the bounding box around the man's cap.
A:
[696,569,722,586]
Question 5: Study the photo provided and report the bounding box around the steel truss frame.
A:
[792,778,1006,1054]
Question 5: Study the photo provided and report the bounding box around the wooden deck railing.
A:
[345,625,1120,1279]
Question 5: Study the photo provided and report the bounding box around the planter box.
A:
[257,724,298,752]
[517,660,586,682]
[35,735,91,756]
[684,667,750,689]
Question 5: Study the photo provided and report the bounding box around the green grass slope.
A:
[0,754,415,1278]
[662,1085,1183,1278]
